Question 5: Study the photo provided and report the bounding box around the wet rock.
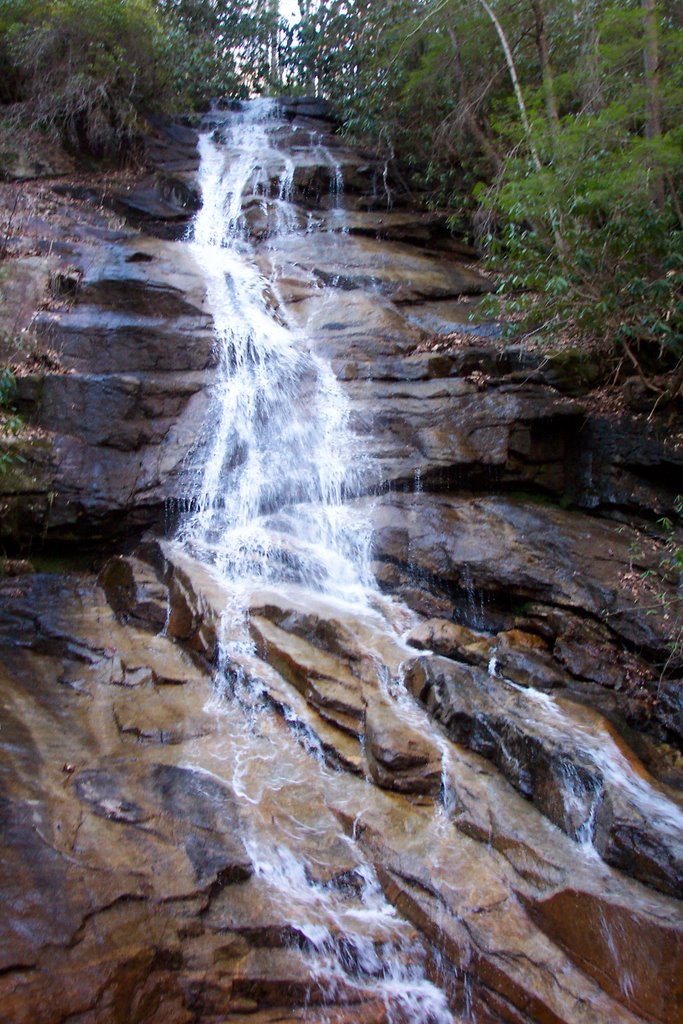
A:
[494,631,570,690]
[113,686,216,744]
[265,234,493,302]
[75,235,208,317]
[111,175,200,236]
[567,412,683,518]
[406,653,683,897]
[342,376,585,493]
[365,696,441,795]
[333,791,658,1024]
[2,567,682,1024]
[231,947,374,1008]
[291,289,428,369]
[319,209,478,256]
[407,618,494,667]
[99,555,168,632]
[151,764,252,885]
[227,644,366,776]
[138,541,229,659]
[296,286,680,518]
[553,630,627,689]
[249,614,366,736]
[372,562,459,619]
[36,305,215,374]
[366,491,678,663]
[20,370,205,452]
[249,593,400,689]
[288,160,378,206]
[524,889,683,1024]
[4,236,214,545]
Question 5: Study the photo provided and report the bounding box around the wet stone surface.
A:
[1,100,682,1024]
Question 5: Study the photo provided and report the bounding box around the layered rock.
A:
[1,99,682,1024]
[3,101,680,549]
[3,552,681,1023]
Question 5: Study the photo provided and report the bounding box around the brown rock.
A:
[113,686,215,744]
[494,634,569,690]
[99,555,168,632]
[365,491,679,662]
[406,653,683,897]
[407,618,494,667]
[524,889,683,1024]
[249,615,366,736]
[365,696,441,795]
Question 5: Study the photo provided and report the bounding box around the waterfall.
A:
[177,100,454,1022]
[179,99,371,606]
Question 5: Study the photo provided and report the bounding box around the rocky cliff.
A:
[0,98,681,1024]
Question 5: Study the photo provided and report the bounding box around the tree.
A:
[156,0,286,104]
[0,0,289,147]
[289,0,682,391]
[0,0,171,157]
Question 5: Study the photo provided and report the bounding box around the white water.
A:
[179,99,372,607]
[198,630,455,1023]
[175,97,681,1023]
[178,99,455,1022]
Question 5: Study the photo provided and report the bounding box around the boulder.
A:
[365,696,441,795]
[407,618,494,668]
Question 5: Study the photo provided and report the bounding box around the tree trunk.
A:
[530,0,560,146]
[642,0,662,141]
[642,0,664,207]
[447,26,504,172]
[476,0,570,257]
[476,0,542,170]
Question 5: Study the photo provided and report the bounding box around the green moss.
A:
[505,491,566,509]
[29,551,96,573]
[544,349,604,393]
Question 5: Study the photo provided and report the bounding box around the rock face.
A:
[3,102,680,543]
[1,100,682,1024]
[406,654,683,897]
[2,553,682,1024]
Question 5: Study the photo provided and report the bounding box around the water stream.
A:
[174,98,681,1022]
[177,99,456,1022]
[179,99,371,608]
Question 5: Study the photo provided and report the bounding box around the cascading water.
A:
[166,97,683,1024]
[179,99,371,607]
[177,99,456,1023]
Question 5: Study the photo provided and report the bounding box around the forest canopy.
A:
[1,0,681,386]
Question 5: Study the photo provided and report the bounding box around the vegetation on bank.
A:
[0,0,681,394]
[0,367,22,476]
[295,0,682,403]
[0,0,283,159]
